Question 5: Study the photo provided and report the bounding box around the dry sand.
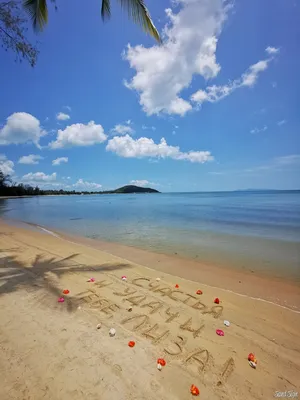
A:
[0,219,299,400]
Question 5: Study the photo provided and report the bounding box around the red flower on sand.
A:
[175,284,179,288]
[128,341,135,347]
[214,297,220,304]
[248,353,257,363]
[196,290,203,295]
[157,358,166,366]
[190,384,200,396]
[63,289,69,295]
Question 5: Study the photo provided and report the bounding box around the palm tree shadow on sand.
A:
[0,248,131,313]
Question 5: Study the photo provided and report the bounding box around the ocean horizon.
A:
[1,190,299,281]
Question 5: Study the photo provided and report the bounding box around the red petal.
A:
[190,385,200,395]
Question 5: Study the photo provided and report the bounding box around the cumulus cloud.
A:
[22,172,57,182]
[106,135,213,163]
[191,47,278,105]
[56,112,70,121]
[0,154,14,175]
[73,179,102,190]
[123,0,231,115]
[0,112,46,146]
[124,0,278,116]
[49,121,107,149]
[52,157,68,166]
[111,123,134,135]
[250,126,267,134]
[18,154,44,165]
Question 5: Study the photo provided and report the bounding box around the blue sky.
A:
[0,0,299,191]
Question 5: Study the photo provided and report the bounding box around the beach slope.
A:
[0,220,299,400]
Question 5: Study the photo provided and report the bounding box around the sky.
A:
[0,0,299,192]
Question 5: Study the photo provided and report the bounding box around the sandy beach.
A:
[0,219,299,400]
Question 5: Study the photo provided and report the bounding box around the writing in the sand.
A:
[90,277,223,319]
[75,275,233,382]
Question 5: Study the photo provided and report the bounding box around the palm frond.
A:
[23,0,48,32]
[118,0,161,43]
[101,0,111,20]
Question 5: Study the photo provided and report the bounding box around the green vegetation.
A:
[0,170,160,196]
[24,0,160,42]
[0,0,160,67]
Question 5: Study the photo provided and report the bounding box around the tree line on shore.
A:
[0,170,103,196]
[0,170,159,196]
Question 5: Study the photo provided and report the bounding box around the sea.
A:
[0,191,299,281]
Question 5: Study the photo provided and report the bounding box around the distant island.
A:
[112,185,159,194]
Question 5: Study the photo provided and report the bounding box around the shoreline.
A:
[2,218,300,312]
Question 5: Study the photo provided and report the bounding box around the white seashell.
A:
[249,361,256,369]
[224,320,230,327]
[156,278,161,282]
[109,328,116,337]
[157,364,162,371]
[121,276,127,281]
[96,323,102,330]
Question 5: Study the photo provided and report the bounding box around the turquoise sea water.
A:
[1,191,299,280]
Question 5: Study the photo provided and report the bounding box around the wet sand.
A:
[0,219,299,400]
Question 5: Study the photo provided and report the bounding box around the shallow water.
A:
[1,191,299,280]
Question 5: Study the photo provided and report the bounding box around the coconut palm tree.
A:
[23,0,161,42]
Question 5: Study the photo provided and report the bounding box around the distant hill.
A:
[112,185,160,194]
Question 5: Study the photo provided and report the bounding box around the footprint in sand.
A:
[112,364,123,377]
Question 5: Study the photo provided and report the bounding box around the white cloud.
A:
[56,112,70,121]
[106,134,213,163]
[49,121,107,149]
[275,155,300,166]
[64,106,72,111]
[73,179,102,190]
[0,112,46,146]
[52,157,68,166]
[0,154,14,175]
[191,47,278,105]
[18,154,44,165]
[208,171,225,175]
[130,179,151,186]
[124,0,231,116]
[142,125,156,131]
[266,46,280,55]
[111,124,134,135]
[250,126,268,134]
[244,154,300,174]
[22,172,57,183]
[277,119,286,126]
